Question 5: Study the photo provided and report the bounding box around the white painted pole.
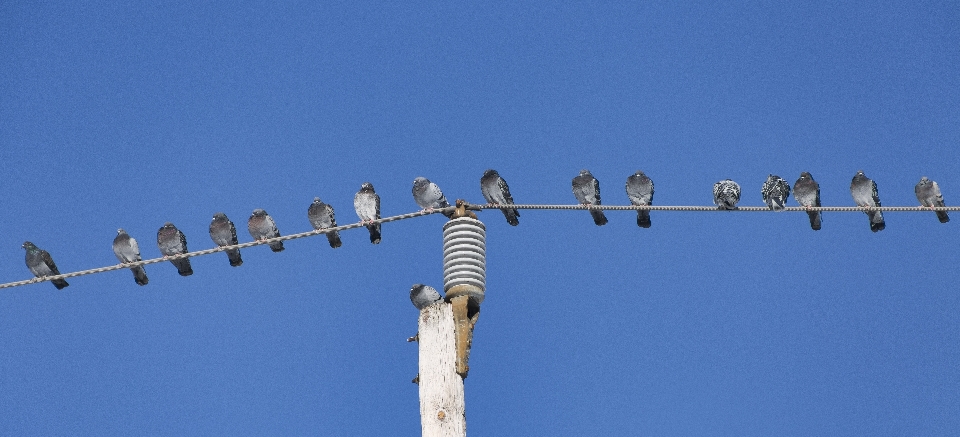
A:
[417,302,467,437]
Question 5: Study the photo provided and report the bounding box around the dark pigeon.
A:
[22,241,69,289]
[480,169,520,226]
[761,174,791,211]
[850,170,885,232]
[410,284,443,310]
[308,197,342,248]
[354,182,382,244]
[625,170,654,228]
[915,176,949,223]
[248,209,284,252]
[571,169,607,226]
[209,212,243,266]
[157,222,193,276]
[113,229,148,285]
[793,172,822,230]
[413,177,454,218]
[713,179,741,210]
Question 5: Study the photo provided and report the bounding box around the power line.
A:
[4,202,955,290]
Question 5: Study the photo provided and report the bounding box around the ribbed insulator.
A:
[442,217,486,305]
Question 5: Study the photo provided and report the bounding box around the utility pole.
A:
[413,204,485,437]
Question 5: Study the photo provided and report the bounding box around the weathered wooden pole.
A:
[414,203,485,437]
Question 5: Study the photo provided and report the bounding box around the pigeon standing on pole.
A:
[308,197,343,248]
[625,170,654,228]
[480,169,520,226]
[22,241,69,289]
[850,170,885,232]
[410,284,443,310]
[413,177,454,218]
[793,172,822,230]
[915,176,949,223]
[113,229,148,285]
[248,209,284,252]
[354,182,382,244]
[209,212,243,266]
[713,179,741,210]
[157,222,193,276]
[571,169,608,226]
[761,174,791,211]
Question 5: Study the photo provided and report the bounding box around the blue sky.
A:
[2,1,958,435]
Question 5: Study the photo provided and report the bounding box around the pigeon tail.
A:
[367,224,381,244]
[807,211,822,231]
[52,278,69,290]
[326,232,343,248]
[636,210,651,228]
[131,266,149,286]
[269,241,285,252]
[869,211,885,232]
[226,249,243,267]
[590,209,608,226]
[503,209,520,226]
[173,258,193,276]
[936,210,950,223]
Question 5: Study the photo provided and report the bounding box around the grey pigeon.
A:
[571,169,607,226]
[113,229,148,285]
[761,174,791,211]
[793,172,822,230]
[713,179,741,210]
[625,170,654,228]
[915,176,949,223]
[850,170,885,232]
[354,182,381,244]
[410,284,443,310]
[248,209,284,252]
[157,222,193,276]
[308,197,342,248]
[22,241,69,289]
[480,169,520,226]
[209,212,243,266]
[413,177,454,218]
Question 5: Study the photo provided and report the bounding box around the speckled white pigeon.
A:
[713,179,741,210]
[761,174,791,211]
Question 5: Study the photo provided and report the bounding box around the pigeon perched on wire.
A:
[625,170,654,228]
[410,284,443,310]
[354,182,381,244]
[713,179,741,210]
[308,197,342,248]
[157,222,193,276]
[793,172,822,230]
[248,209,284,252]
[113,229,148,285]
[915,176,949,223]
[413,177,454,218]
[571,170,607,226]
[761,174,791,211]
[850,170,885,232]
[209,212,243,266]
[480,169,520,226]
[22,241,69,289]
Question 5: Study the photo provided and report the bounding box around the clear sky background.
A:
[2,1,958,435]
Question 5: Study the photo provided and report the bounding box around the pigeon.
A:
[22,241,69,289]
[571,169,607,226]
[850,170,885,232]
[157,222,193,276]
[209,212,243,266]
[410,284,443,310]
[793,172,822,230]
[915,176,949,223]
[480,169,520,226]
[354,182,382,244]
[413,177,454,218]
[625,170,654,228]
[713,179,741,210]
[761,174,791,211]
[248,209,284,252]
[308,197,343,248]
[113,229,148,285]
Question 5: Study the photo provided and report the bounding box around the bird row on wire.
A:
[19,169,951,289]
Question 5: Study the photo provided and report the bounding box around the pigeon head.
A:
[483,169,498,178]
[22,241,36,250]
[579,169,591,176]
[162,222,175,229]
[117,228,126,235]
[360,182,375,191]
[799,171,812,179]
[212,212,227,220]
[918,176,930,185]
[252,209,267,217]
[634,170,645,176]
[313,197,322,203]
